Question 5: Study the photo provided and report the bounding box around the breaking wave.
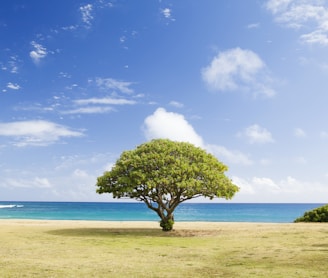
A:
[0,205,24,209]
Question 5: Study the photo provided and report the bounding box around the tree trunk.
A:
[160,213,174,231]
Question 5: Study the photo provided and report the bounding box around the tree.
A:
[294,205,328,222]
[96,139,239,231]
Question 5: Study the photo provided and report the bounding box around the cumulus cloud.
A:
[143,108,204,147]
[30,41,47,64]
[95,77,134,94]
[0,120,84,147]
[202,47,276,97]
[241,124,275,144]
[266,0,328,46]
[143,108,252,165]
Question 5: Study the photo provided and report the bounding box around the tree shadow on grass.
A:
[47,228,208,238]
[47,228,195,237]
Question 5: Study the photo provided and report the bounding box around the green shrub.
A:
[160,219,174,231]
[294,205,328,222]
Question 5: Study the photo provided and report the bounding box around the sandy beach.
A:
[1,218,327,233]
[0,218,299,230]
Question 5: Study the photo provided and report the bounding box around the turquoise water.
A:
[0,202,324,223]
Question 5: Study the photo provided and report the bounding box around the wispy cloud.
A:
[61,96,136,115]
[240,124,275,144]
[202,47,276,97]
[247,22,260,29]
[30,41,47,64]
[74,97,136,105]
[1,54,19,73]
[206,144,253,165]
[266,0,328,46]
[294,127,306,137]
[61,106,113,115]
[169,101,184,108]
[61,1,113,32]
[80,4,94,27]
[0,120,84,147]
[3,177,52,189]
[143,108,252,165]
[233,175,328,202]
[95,77,135,94]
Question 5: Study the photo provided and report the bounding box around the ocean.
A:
[0,202,324,223]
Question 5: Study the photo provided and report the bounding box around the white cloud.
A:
[294,127,306,137]
[266,0,295,15]
[7,82,20,90]
[252,176,281,192]
[266,0,328,45]
[60,96,136,115]
[0,120,84,147]
[95,77,134,94]
[206,144,253,165]
[1,56,20,73]
[162,8,171,18]
[247,22,260,29]
[30,41,47,64]
[233,175,328,202]
[169,101,184,108]
[202,47,276,97]
[143,108,204,147]
[8,56,19,73]
[3,177,52,189]
[73,169,89,178]
[54,153,111,171]
[242,124,275,144]
[74,97,136,105]
[62,25,78,31]
[80,4,93,27]
[143,108,252,165]
[62,106,113,114]
[161,7,175,22]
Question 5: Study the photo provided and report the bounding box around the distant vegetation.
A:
[294,204,328,222]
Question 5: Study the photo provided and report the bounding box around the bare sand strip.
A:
[0,219,299,230]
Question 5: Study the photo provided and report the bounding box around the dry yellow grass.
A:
[0,220,328,277]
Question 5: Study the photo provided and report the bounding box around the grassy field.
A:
[0,220,328,277]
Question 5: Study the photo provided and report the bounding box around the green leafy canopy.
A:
[96,139,239,230]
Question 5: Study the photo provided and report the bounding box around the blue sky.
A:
[1,0,328,203]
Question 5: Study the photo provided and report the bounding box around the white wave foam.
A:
[0,204,24,209]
